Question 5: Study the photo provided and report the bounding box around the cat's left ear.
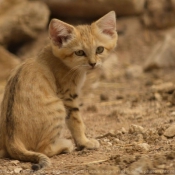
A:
[49,19,75,47]
[94,11,116,37]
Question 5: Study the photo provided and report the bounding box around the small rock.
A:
[166,102,173,107]
[170,111,175,116]
[108,142,112,146]
[129,124,145,134]
[154,92,162,101]
[103,138,109,142]
[113,138,123,144]
[14,168,22,173]
[121,127,127,134]
[137,143,150,152]
[164,124,175,138]
[109,129,115,135]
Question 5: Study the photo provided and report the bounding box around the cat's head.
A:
[49,11,118,71]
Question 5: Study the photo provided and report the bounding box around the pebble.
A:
[137,143,150,152]
[154,92,162,101]
[164,124,175,138]
[170,111,175,116]
[14,167,22,173]
[103,138,109,142]
[108,142,112,146]
[113,138,123,144]
[121,127,127,134]
[129,124,145,134]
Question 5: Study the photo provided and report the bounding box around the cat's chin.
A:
[87,66,101,73]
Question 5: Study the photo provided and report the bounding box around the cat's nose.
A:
[89,62,96,68]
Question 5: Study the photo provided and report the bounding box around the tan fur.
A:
[0,11,118,170]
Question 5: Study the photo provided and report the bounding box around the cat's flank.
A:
[0,11,118,170]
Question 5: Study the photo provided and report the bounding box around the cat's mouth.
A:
[87,64,101,72]
[88,66,97,70]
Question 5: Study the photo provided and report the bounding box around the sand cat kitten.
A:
[0,11,118,170]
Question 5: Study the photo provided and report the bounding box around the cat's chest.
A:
[58,71,86,99]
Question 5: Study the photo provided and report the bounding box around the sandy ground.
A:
[0,17,175,175]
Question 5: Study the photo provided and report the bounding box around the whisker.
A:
[60,65,81,83]
[67,67,85,88]
[61,64,89,82]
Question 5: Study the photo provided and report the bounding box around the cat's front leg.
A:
[66,109,99,150]
[64,98,99,150]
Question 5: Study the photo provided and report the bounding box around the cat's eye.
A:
[96,46,104,54]
[75,50,86,56]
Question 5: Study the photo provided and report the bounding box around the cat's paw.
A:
[77,139,100,150]
[62,139,74,153]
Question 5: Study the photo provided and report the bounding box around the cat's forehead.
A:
[75,25,96,46]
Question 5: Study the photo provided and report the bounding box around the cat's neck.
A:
[38,45,87,94]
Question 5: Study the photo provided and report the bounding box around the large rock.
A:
[143,0,175,29]
[0,0,50,47]
[144,34,175,71]
[42,0,145,19]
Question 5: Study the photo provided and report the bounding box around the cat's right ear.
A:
[94,11,117,37]
[49,19,75,47]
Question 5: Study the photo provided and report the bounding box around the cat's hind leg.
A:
[41,138,74,157]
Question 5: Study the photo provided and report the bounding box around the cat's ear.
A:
[94,11,116,37]
[49,19,75,47]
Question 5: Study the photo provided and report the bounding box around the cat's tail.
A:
[7,141,51,171]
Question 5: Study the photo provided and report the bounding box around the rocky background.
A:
[0,0,175,174]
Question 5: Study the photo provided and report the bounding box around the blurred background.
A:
[1,0,175,78]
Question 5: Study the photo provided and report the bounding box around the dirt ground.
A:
[0,17,175,175]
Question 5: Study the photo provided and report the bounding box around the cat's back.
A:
[1,55,57,122]
[0,55,61,148]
